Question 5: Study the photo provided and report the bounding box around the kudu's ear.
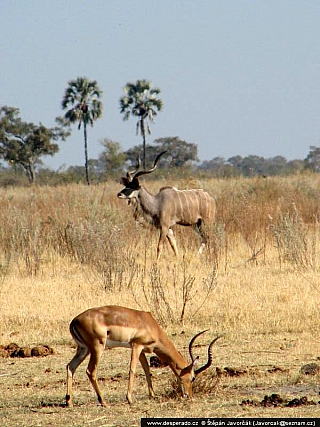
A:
[120,177,129,186]
[131,177,140,188]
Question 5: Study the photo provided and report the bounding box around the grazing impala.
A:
[117,152,216,259]
[66,305,221,406]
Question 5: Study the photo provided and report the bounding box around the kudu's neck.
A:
[138,186,159,217]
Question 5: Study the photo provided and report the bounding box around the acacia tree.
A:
[0,106,70,183]
[124,137,198,169]
[304,146,320,172]
[153,137,198,167]
[61,77,103,185]
[120,79,163,168]
[98,138,126,173]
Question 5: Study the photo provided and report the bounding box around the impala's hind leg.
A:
[86,343,107,406]
[66,345,89,407]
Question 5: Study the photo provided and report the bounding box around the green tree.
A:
[0,106,70,183]
[124,137,198,169]
[228,155,243,169]
[153,137,198,167]
[239,155,266,176]
[263,156,287,176]
[98,138,126,174]
[304,146,320,172]
[199,157,230,177]
[61,77,103,185]
[124,143,159,168]
[120,79,163,169]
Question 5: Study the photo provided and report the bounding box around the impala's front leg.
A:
[139,353,155,398]
[127,344,143,404]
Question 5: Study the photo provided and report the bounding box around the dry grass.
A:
[0,175,319,425]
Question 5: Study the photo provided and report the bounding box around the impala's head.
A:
[178,331,222,399]
[178,358,198,399]
[117,151,167,201]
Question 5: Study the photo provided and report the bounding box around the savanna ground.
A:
[0,174,319,426]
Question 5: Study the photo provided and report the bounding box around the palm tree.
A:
[62,77,103,185]
[120,79,163,168]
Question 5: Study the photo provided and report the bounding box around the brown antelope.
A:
[117,152,216,259]
[66,305,221,406]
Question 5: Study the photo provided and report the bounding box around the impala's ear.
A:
[120,177,129,186]
[192,356,199,368]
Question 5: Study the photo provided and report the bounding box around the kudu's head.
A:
[178,331,222,399]
[117,151,167,201]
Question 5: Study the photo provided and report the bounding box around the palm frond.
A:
[120,111,129,121]
[119,78,163,168]
[61,77,103,126]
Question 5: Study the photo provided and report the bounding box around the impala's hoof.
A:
[66,394,73,408]
[98,395,108,407]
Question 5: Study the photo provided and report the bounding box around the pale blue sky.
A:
[1,0,320,169]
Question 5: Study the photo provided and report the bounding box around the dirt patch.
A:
[241,393,318,408]
[218,366,249,377]
[0,343,55,358]
[216,365,288,377]
[267,366,289,374]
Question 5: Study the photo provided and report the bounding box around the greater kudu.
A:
[117,152,216,259]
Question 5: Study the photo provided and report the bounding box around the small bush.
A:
[270,204,317,269]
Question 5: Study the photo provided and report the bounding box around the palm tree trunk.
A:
[83,122,90,185]
[140,118,146,169]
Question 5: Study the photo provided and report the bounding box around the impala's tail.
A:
[69,318,87,348]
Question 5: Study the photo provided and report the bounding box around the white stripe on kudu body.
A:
[117,152,216,259]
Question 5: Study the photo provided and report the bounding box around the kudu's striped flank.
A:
[117,152,216,259]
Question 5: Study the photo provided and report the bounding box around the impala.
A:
[117,152,216,259]
[66,305,221,406]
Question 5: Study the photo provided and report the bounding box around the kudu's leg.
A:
[157,227,168,259]
[66,345,89,407]
[194,220,207,254]
[127,344,144,404]
[139,352,155,398]
[158,227,178,259]
[167,228,178,256]
[86,342,107,406]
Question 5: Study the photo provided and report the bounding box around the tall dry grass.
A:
[0,175,319,346]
